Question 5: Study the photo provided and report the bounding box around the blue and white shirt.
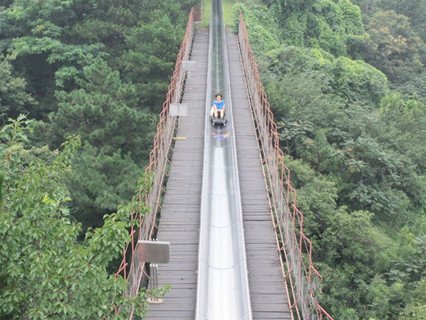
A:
[213,100,225,110]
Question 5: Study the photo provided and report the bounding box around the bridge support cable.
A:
[195,0,252,319]
[237,13,333,320]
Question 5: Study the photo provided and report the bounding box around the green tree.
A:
[0,116,154,319]
[233,3,281,55]
[285,157,399,319]
[1,0,196,117]
[68,144,143,228]
[364,10,424,84]
[48,58,156,160]
[45,58,156,226]
[382,0,426,43]
[379,93,426,172]
[243,2,426,318]
[328,56,388,106]
[1,0,103,116]
[0,172,3,207]
[400,277,426,320]
[120,14,182,111]
[262,46,422,225]
[265,0,366,56]
[352,0,426,43]
[0,55,34,124]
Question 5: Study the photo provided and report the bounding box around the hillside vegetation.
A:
[0,0,196,318]
[1,0,425,318]
[235,0,426,319]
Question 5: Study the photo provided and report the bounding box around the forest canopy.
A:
[1,0,425,319]
[0,0,196,318]
[236,0,425,319]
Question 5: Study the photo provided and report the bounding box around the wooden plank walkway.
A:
[144,27,208,319]
[144,28,291,320]
[227,32,292,320]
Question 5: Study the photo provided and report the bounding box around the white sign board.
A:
[170,103,188,116]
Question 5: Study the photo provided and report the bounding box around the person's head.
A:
[215,93,222,101]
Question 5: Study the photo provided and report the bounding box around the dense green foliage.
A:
[2,0,425,318]
[352,0,426,43]
[1,0,196,228]
[0,55,34,124]
[236,0,425,319]
[0,116,151,319]
[260,0,367,56]
[0,0,195,317]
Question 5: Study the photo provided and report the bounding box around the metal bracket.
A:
[147,263,164,303]
[137,240,171,304]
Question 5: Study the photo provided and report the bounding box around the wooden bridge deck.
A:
[227,32,291,320]
[144,27,208,319]
[144,28,291,319]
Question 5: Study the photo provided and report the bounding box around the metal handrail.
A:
[115,7,199,319]
[115,6,334,320]
[238,12,333,320]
